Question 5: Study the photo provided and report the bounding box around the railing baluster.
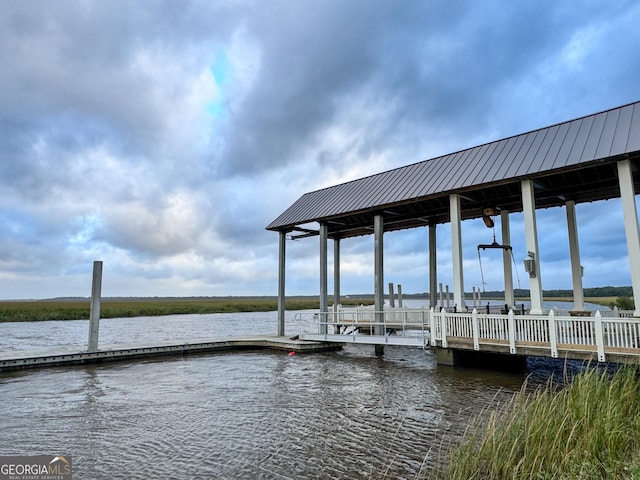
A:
[623,322,631,348]
[578,320,584,345]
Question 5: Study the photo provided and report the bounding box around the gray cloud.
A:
[0,0,638,298]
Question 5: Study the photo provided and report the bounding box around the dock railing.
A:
[295,306,431,347]
[297,305,640,362]
[430,308,640,362]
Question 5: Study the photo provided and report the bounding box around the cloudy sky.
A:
[1,1,639,300]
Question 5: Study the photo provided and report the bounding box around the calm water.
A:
[0,302,587,479]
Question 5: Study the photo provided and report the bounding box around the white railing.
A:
[603,318,640,349]
[430,309,640,362]
[480,314,510,342]
[295,306,431,347]
[545,306,635,318]
[296,305,640,362]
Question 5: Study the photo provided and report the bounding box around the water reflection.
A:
[0,342,528,479]
[1,306,576,478]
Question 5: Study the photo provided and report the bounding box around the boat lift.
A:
[477,207,520,292]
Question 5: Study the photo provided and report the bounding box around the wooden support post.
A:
[333,238,341,308]
[521,180,544,314]
[617,160,640,316]
[277,231,286,337]
[566,201,585,312]
[501,210,514,307]
[374,215,384,356]
[450,193,465,310]
[319,223,328,334]
[333,237,341,333]
[87,261,103,352]
[429,224,437,309]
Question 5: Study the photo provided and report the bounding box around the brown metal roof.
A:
[267,101,640,239]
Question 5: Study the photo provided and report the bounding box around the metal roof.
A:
[267,101,640,239]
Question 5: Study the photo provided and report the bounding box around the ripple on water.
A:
[0,344,526,479]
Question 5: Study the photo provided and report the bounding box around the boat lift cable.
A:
[477,248,487,291]
[511,249,521,290]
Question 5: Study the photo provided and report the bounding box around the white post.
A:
[508,309,516,354]
[521,180,544,314]
[440,308,448,348]
[472,308,479,350]
[333,238,341,310]
[548,309,558,358]
[617,159,640,316]
[333,237,341,333]
[277,231,287,336]
[566,201,585,311]
[374,215,385,344]
[501,210,514,307]
[319,223,328,334]
[450,194,465,311]
[429,225,437,309]
[87,260,103,352]
[594,311,605,362]
[429,307,436,345]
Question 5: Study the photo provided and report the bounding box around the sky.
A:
[1,0,639,300]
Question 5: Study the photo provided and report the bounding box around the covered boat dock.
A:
[267,101,640,352]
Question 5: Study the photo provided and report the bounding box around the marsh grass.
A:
[0,297,373,322]
[428,366,640,479]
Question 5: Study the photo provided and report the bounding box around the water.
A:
[0,309,312,353]
[0,304,575,479]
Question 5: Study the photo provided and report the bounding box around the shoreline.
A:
[0,296,618,323]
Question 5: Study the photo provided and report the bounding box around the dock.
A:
[298,306,640,366]
[0,336,342,372]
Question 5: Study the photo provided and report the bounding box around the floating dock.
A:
[0,336,342,372]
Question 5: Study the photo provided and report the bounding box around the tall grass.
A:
[0,297,373,322]
[428,366,640,479]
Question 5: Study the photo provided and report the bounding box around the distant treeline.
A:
[473,286,633,299]
[363,286,634,299]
